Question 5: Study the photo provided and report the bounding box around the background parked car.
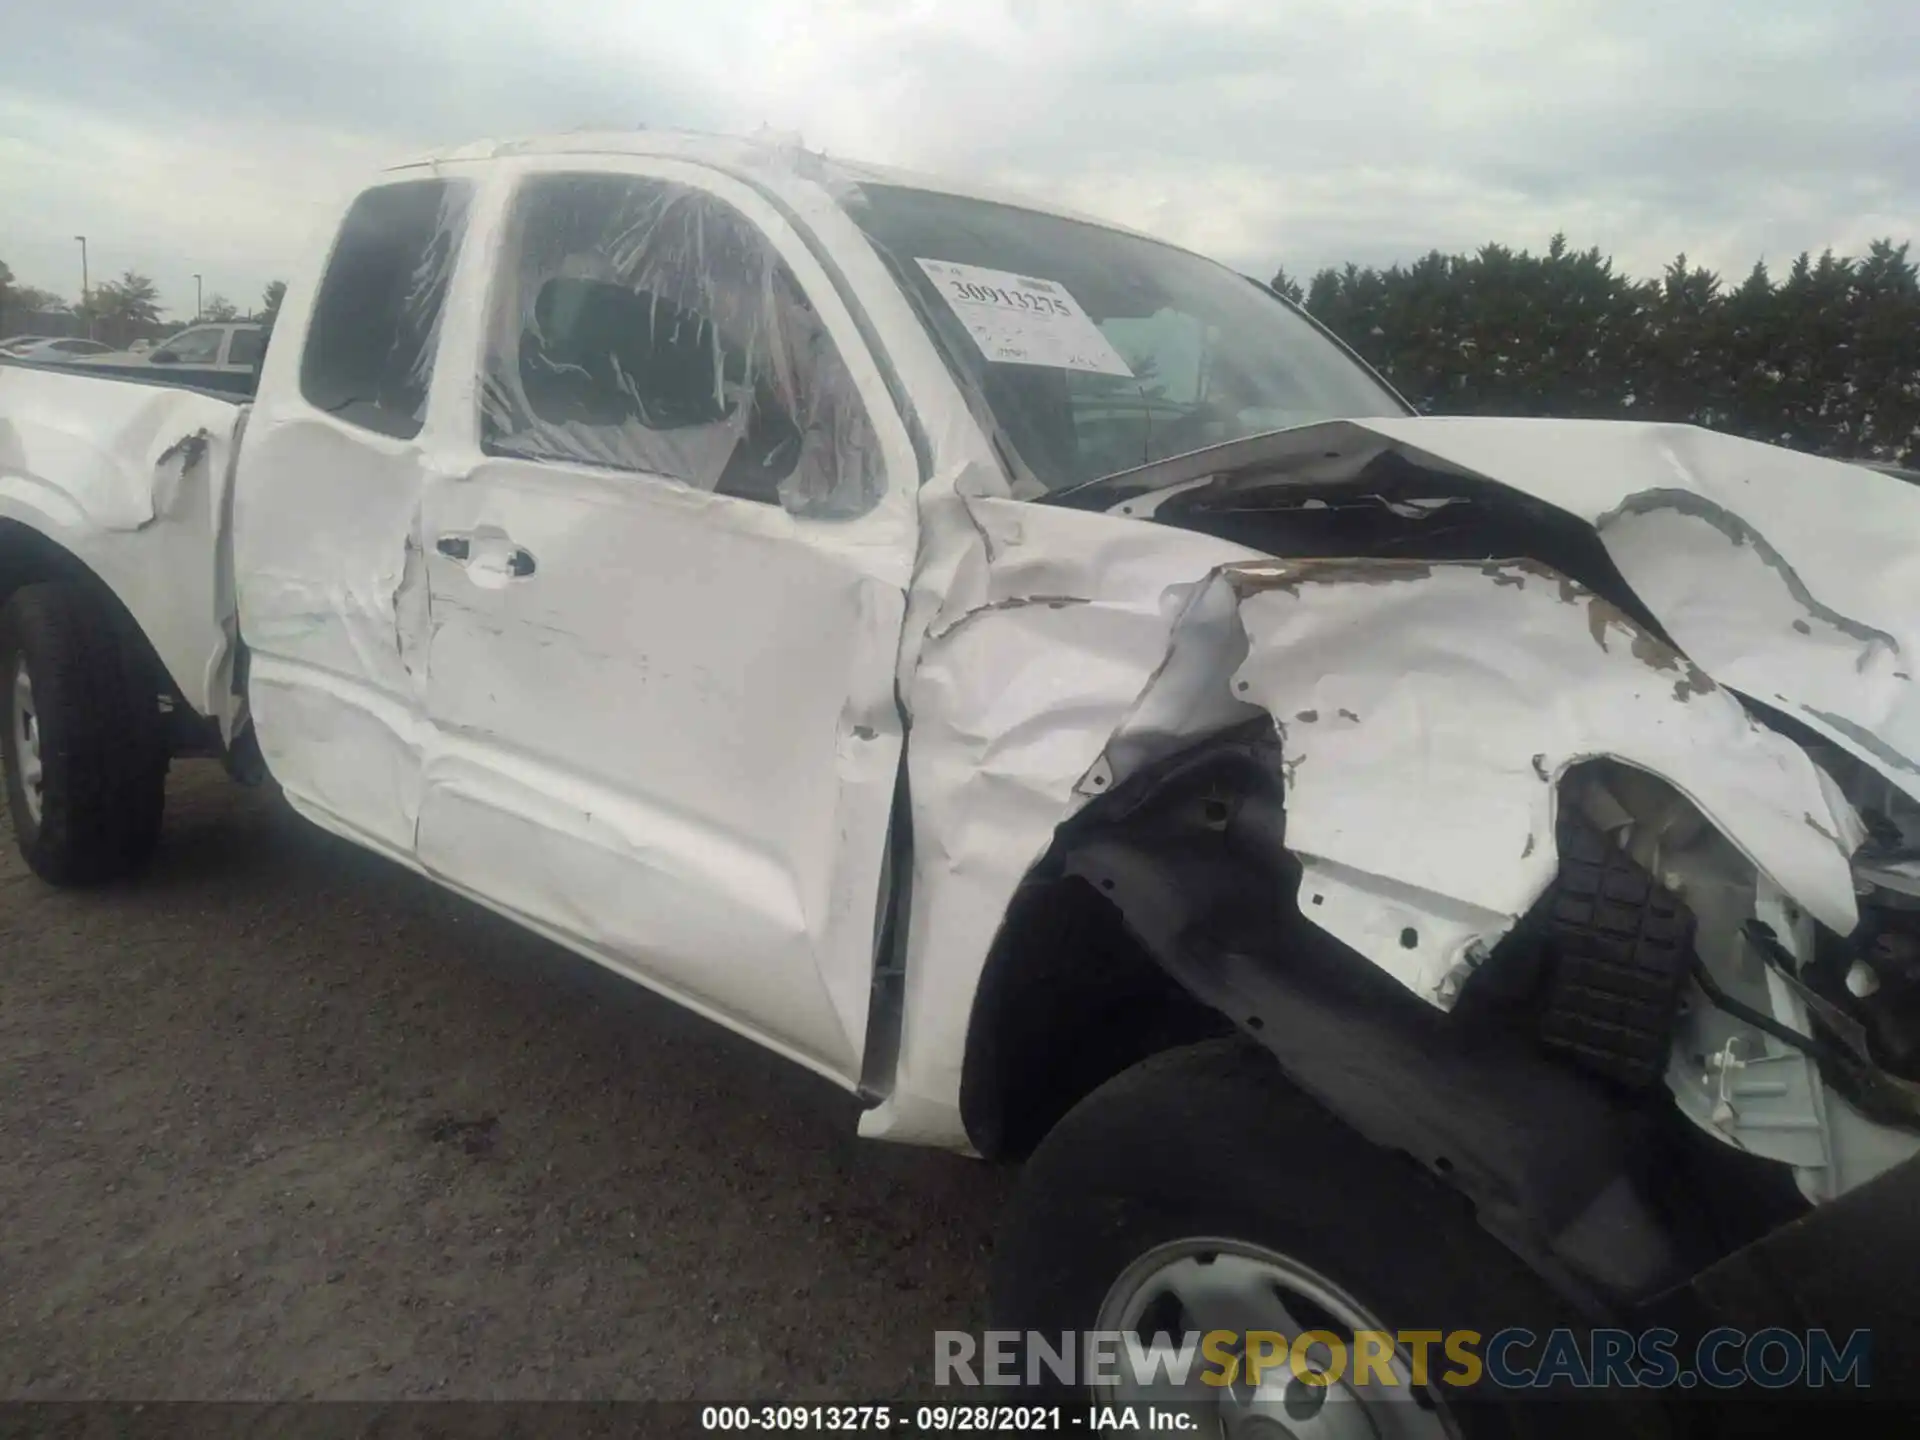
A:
[144,321,265,372]
[74,321,268,395]
[0,336,114,361]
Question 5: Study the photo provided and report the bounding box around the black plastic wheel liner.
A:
[1641,1151,1920,1415]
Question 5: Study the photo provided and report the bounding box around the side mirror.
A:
[150,349,178,365]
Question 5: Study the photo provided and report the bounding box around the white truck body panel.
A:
[227,151,925,1087]
[0,365,242,720]
[3,132,1917,1197]
[864,414,1920,1159]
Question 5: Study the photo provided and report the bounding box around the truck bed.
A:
[0,362,245,726]
[0,352,256,400]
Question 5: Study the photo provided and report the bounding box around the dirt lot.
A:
[0,764,1008,1400]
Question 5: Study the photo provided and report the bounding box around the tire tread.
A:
[1,582,167,884]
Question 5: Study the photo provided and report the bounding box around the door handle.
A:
[435,532,536,580]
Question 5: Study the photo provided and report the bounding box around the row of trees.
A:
[0,263,288,346]
[1272,236,1920,467]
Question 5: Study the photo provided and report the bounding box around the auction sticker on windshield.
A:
[916,259,1134,376]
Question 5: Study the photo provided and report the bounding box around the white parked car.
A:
[1,131,1916,1425]
[142,320,266,371]
[76,323,267,393]
[0,336,114,361]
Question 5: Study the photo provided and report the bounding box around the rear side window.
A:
[479,172,882,518]
[227,327,265,368]
[301,179,472,439]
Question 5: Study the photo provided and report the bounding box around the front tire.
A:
[1,582,168,884]
[991,1040,1666,1437]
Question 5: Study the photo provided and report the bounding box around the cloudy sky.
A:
[4,0,1916,320]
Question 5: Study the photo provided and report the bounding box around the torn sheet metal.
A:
[868,425,1908,1150]
[1095,418,1920,801]
[0,363,243,719]
[862,470,1270,1146]
[1219,556,1859,1001]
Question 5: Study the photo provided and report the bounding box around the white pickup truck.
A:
[4,131,1919,1422]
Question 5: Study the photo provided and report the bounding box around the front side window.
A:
[843,184,1407,495]
[301,179,472,440]
[480,172,882,518]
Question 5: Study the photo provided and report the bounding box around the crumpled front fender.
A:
[1092,556,1862,1004]
[868,419,1918,1163]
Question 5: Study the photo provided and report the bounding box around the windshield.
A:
[844,184,1407,494]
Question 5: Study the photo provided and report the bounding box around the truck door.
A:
[414,161,918,1084]
[233,177,475,859]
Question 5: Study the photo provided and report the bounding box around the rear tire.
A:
[991,1039,1669,1436]
[1,582,168,884]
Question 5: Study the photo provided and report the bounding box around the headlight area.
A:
[1674,729,1920,1175]
[1822,766,1920,1091]
[1837,882,1920,1080]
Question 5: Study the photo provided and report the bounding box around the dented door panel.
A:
[235,417,436,858]
[413,157,920,1086]
[415,458,912,1080]
[232,175,478,860]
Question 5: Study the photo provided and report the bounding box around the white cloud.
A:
[1,94,384,316]
[4,0,1916,320]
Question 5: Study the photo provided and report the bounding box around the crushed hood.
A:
[1059,417,1920,805]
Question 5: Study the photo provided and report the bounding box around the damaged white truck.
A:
[4,132,1919,1424]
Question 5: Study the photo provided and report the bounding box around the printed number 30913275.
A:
[945,280,1073,317]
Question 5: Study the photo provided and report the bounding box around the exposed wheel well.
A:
[958,721,1297,1164]
[0,520,214,756]
[958,872,1232,1161]
[0,520,82,609]
[956,722,1807,1311]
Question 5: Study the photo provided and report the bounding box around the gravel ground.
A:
[0,763,1009,1400]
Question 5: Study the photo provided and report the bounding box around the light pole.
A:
[193,273,203,321]
[75,236,90,339]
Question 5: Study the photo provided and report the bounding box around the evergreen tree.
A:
[1286,235,1917,465]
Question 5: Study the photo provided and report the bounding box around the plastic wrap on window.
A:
[300,179,472,440]
[391,184,473,423]
[479,174,882,518]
